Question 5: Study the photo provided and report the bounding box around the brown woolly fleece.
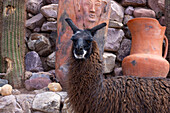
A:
[67,41,170,113]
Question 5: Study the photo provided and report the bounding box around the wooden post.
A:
[56,0,111,86]
[165,0,170,78]
[0,0,25,88]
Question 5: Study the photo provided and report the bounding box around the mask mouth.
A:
[73,49,87,59]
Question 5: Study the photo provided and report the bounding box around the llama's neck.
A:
[67,41,104,112]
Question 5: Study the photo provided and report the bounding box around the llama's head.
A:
[65,18,106,59]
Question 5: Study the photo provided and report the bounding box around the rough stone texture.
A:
[123,15,134,25]
[26,13,45,30]
[47,52,55,68]
[123,27,132,39]
[25,71,33,80]
[110,1,124,23]
[32,92,61,113]
[12,89,21,95]
[41,4,58,18]
[0,95,23,113]
[159,16,165,26]
[109,21,123,28]
[15,94,35,113]
[103,52,116,74]
[105,28,124,52]
[1,84,13,96]
[25,77,51,91]
[114,67,123,76]
[0,79,8,87]
[158,0,165,11]
[45,0,59,4]
[28,33,52,56]
[33,27,41,33]
[148,0,164,14]
[121,0,146,7]
[57,91,67,102]
[41,21,57,32]
[125,6,134,15]
[133,8,156,18]
[30,72,50,80]
[26,0,44,15]
[117,39,131,61]
[41,57,52,71]
[25,51,44,72]
[26,29,32,38]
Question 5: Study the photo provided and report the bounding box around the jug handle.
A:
[163,35,168,58]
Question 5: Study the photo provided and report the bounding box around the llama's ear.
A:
[89,23,107,36]
[65,18,79,34]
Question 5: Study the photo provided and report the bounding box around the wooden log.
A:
[0,0,25,88]
[56,0,111,86]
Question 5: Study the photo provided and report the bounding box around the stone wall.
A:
[25,0,166,79]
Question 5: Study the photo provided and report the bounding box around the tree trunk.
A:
[165,0,170,78]
[0,0,25,88]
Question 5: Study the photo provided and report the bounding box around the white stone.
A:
[32,92,61,113]
[41,4,58,18]
[110,1,124,22]
[103,52,116,74]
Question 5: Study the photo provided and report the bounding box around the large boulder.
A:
[133,8,156,18]
[121,0,146,7]
[41,4,58,19]
[110,1,124,23]
[0,95,23,113]
[25,51,44,72]
[26,0,44,15]
[105,28,124,52]
[32,92,61,113]
[26,13,45,30]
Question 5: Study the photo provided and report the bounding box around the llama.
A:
[65,18,170,113]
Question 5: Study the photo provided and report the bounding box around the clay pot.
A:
[122,18,169,77]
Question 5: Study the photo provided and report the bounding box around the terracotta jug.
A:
[122,18,169,77]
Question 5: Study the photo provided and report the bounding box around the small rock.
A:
[25,51,44,72]
[0,79,8,87]
[26,29,32,38]
[0,95,23,113]
[25,71,33,80]
[48,83,62,92]
[117,39,131,61]
[1,84,13,96]
[123,27,132,39]
[32,92,61,113]
[25,77,51,91]
[103,52,116,74]
[125,6,134,15]
[133,8,156,18]
[47,52,55,68]
[26,13,45,30]
[33,27,41,33]
[121,0,146,7]
[41,57,52,71]
[105,28,124,52]
[110,1,124,23]
[12,89,21,95]
[48,70,58,82]
[148,0,163,14]
[159,16,165,26]
[109,21,123,28]
[41,4,58,18]
[123,15,134,25]
[41,21,57,32]
[27,13,34,19]
[47,18,57,22]
[26,0,44,15]
[114,67,123,76]
[30,72,51,80]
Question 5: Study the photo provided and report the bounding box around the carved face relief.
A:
[83,0,102,23]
